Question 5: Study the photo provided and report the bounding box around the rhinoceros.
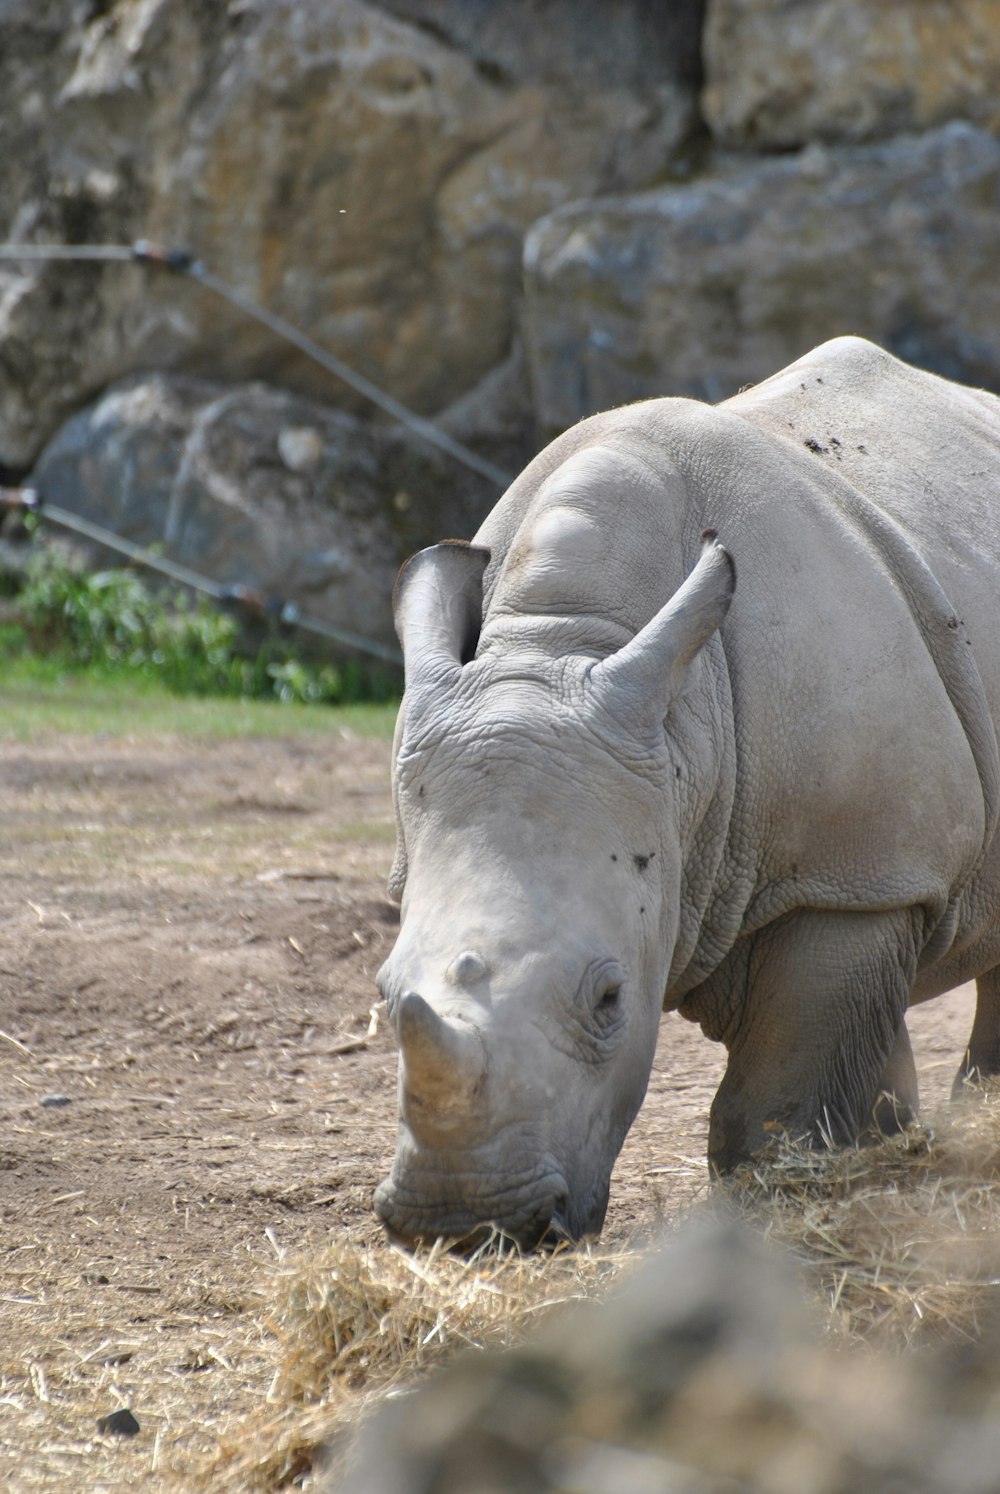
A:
[374,336,1000,1247]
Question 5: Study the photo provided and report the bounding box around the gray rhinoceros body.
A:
[374,337,1000,1246]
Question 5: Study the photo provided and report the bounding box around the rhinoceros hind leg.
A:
[707,909,917,1174]
[867,1019,918,1136]
[952,966,1000,1098]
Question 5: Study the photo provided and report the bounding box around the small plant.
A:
[7,548,396,705]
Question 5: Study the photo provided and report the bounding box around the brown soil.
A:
[0,729,978,1489]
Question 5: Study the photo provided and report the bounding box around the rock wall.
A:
[703,0,1000,148]
[526,122,1000,435]
[30,373,497,650]
[0,0,701,469]
[525,1,1000,432]
[3,0,999,654]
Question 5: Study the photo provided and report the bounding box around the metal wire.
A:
[0,244,138,263]
[41,501,229,599]
[0,236,520,666]
[8,490,403,666]
[0,240,513,488]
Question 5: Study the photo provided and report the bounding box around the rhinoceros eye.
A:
[582,960,626,1036]
[594,983,621,1022]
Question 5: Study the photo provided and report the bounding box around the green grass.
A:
[0,552,401,739]
[0,664,399,742]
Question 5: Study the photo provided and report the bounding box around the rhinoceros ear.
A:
[393,541,492,690]
[591,531,735,715]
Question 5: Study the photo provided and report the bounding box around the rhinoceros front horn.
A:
[397,992,487,1122]
[393,542,492,690]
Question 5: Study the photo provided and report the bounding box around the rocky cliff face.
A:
[526,122,1000,436]
[30,372,498,650]
[703,0,1000,148]
[2,0,997,655]
[0,0,701,469]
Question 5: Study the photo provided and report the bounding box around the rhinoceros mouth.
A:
[373,1162,571,1251]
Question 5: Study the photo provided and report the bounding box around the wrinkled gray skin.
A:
[374,337,1000,1247]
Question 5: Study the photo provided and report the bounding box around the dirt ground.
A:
[0,726,979,1490]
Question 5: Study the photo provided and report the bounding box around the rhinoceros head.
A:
[374,533,735,1247]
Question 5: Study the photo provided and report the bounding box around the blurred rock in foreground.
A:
[329,1219,1000,1494]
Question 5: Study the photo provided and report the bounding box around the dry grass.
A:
[0,1252,273,1493]
[725,1093,1000,1350]
[190,1094,1000,1491]
[193,1236,635,1491]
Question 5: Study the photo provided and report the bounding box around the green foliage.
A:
[7,549,397,706]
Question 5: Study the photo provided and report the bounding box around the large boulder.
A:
[30,374,499,659]
[0,0,701,469]
[372,0,705,91]
[329,1220,1000,1494]
[524,122,1000,436]
[703,0,1000,149]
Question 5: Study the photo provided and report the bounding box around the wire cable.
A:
[3,487,403,665]
[0,240,513,488]
[0,236,518,666]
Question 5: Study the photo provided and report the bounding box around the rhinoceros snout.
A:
[373,1170,571,1252]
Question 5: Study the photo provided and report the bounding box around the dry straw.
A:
[726,1094,1000,1350]
[192,1095,1000,1491]
[195,1235,634,1490]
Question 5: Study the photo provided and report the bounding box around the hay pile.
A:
[190,1096,1000,1491]
[192,1236,634,1490]
[728,1096,1000,1349]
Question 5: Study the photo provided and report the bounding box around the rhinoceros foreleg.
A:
[952,965,1000,1097]
[706,908,917,1173]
